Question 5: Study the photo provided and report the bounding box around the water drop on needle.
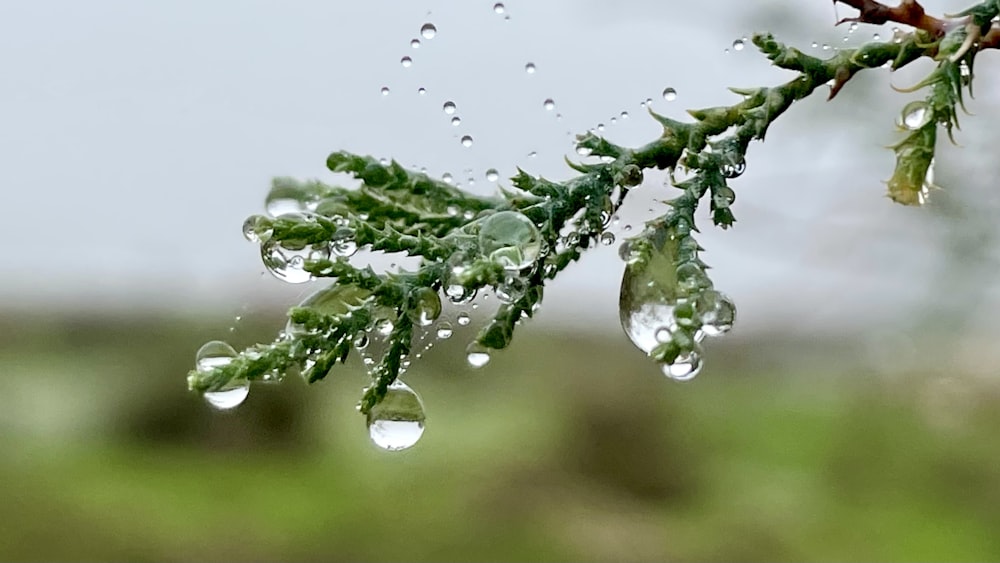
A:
[466,344,491,368]
[367,380,426,451]
[195,341,250,410]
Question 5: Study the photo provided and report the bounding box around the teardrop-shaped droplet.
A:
[367,380,426,451]
[619,232,683,355]
[466,344,491,368]
[420,23,437,39]
[661,351,703,381]
[543,98,555,111]
[479,211,543,271]
[901,101,931,130]
[408,287,442,326]
[662,87,677,102]
[443,101,457,115]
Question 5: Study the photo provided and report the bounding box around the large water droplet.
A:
[443,101,457,115]
[408,287,442,326]
[466,344,491,368]
[367,380,426,451]
[461,135,473,148]
[543,98,555,111]
[261,239,318,284]
[662,87,677,102]
[661,351,703,381]
[196,341,249,410]
[619,235,685,354]
[420,23,437,39]
[479,211,543,271]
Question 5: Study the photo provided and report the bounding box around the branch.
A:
[834,0,953,36]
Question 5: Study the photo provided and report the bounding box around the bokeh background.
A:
[3,0,1000,560]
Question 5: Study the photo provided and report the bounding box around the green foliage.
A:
[187,3,995,446]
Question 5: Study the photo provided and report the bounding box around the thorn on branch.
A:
[834,0,950,37]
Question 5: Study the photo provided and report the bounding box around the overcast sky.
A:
[2,0,996,337]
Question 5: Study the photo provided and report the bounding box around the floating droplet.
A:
[528,151,537,158]
[873,33,881,41]
[466,344,491,368]
[600,232,616,246]
[261,238,318,284]
[543,98,555,111]
[418,87,427,95]
[420,23,437,39]
[443,101,457,114]
[485,169,499,182]
[367,380,426,451]
[411,38,421,49]
[662,87,677,102]
[493,2,505,14]
[380,86,390,96]
[661,351,703,381]
[442,172,454,184]
[461,135,473,148]
[479,211,543,271]
[457,312,471,326]
[436,322,453,339]
[732,39,745,51]
[451,116,461,126]
[400,56,412,68]
[525,62,536,74]
[408,287,442,326]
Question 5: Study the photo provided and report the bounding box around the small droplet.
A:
[873,33,881,41]
[466,344,491,368]
[367,380,426,451]
[732,39,745,51]
[576,146,592,156]
[375,318,394,336]
[442,172,454,184]
[401,56,412,68]
[420,23,437,39]
[662,87,677,102]
[621,111,629,119]
[457,312,471,326]
[451,116,461,126]
[493,3,505,14]
[525,62,536,74]
[600,232,616,246]
[436,322,454,339]
[661,352,703,381]
[443,101,457,114]
[380,86,390,96]
[696,291,736,336]
[446,284,476,304]
[461,135,473,148]
[485,168,499,182]
[411,38,421,49]
[811,41,818,49]
[418,87,427,95]
[528,151,537,158]
[543,98,555,111]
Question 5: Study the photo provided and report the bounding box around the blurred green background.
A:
[2,308,1000,562]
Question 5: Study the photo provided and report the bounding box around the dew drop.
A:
[461,135,473,148]
[380,86,390,96]
[401,56,412,68]
[457,312,471,326]
[662,87,677,102]
[420,23,437,39]
[661,351,703,381]
[732,39,745,51]
[485,168,499,182]
[443,101,457,114]
[466,344,491,368]
[261,238,317,284]
[446,284,476,305]
[528,151,537,158]
[525,62,536,74]
[873,33,881,41]
[493,2,505,14]
[478,211,543,271]
[436,322,454,339]
[367,380,426,451]
[543,98,555,111]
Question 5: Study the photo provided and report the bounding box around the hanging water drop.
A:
[196,341,250,410]
[261,238,317,284]
[478,211,543,271]
[442,172,454,184]
[375,317,394,336]
[485,168,499,182]
[661,351,703,381]
[525,62,536,74]
[446,284,475,304]
[367,380,426,451]
[461,135,473,148]
[662,87,677,102]
[543,98,555,111]
[436,322,453,339]
[466,344,491,368]
[420,23,437,39]
[443,101,457,114]
[401,56,412,68]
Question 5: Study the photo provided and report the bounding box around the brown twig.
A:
[834,0,951,37]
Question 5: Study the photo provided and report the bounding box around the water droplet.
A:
[195,341,250,410]
[543,98,555,111]
[443,101,456,114]
[466,344,491,368]
[721,160,746,179]
[478,211,543,271]
[576,146,592,156]
[597,123,605,132]
[661,351,703,381]
[461,135,473,148]
[261,238,319,284]
[401,56,412,68]
[732,39,745,51]
[380,86,390,96]
[451,116,461,126]
[600,232,616,246]
[242,214,272,243]
[418,87,427,95]
[901,102,931,130]
[436,322,453,339]
[849,22,858,32]
[620,111,629,119]
[354,333,370,350]
[408,287,442,326]
[375,317,394,336]
[525,62,536,74]
[662,87,677,102]
[367,380,426,451]
[493,2,505,14]
[420,23,437,39]
[457,312,472,326]
[811,41,819,49]
[528,151,537,158]
[695,290,736,336]
[485,169,499,182]
[442,172,454,184]
[619,248,683,354]
[873,33,881,41]
[822,43,830,50]
[411,38,421,49]
[446,284,476,304]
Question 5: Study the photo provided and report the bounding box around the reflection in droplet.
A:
[661,351,703,381]
[367,380,426,451]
